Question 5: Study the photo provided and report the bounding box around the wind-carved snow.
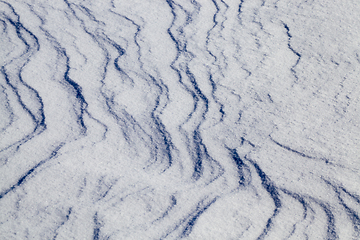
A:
[0,0,360,239]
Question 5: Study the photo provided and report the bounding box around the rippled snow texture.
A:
[1,0,360,239]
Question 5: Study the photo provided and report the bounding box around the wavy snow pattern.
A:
[1,0,360,239]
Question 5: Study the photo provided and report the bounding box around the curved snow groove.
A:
[283,22,302,83]
[0,0,359,239]
[0,1,45,151]
[165,0,223,185]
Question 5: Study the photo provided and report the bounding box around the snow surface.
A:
[1,0,360,239]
